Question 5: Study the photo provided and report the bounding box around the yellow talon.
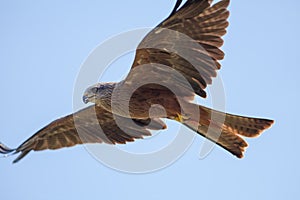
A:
[174,113,190,122]
[174,114,182,122]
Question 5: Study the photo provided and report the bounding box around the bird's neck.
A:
[101,81,134,118]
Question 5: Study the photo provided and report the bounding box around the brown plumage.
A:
[0,0,274,163]
[4,105,166,163]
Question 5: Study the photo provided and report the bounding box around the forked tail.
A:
[182,105,274,158]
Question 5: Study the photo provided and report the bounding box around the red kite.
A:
[0,0,273,163]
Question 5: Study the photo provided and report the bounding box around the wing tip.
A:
[0,142,15,154]
[12,150,31,164]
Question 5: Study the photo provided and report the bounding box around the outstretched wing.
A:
[1,105,166,163]
[126,0,230,98]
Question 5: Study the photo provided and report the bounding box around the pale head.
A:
[82,82,116,105]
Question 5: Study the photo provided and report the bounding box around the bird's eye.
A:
[92,87,99,93]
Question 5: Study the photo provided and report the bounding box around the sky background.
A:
[1,0,300,199]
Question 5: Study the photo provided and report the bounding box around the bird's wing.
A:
[125,0,230,98]
[1,105,166,163]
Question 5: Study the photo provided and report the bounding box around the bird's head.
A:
[82,82,116,105]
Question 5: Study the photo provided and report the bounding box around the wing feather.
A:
[126,0,230,98]
[2,105,166,163]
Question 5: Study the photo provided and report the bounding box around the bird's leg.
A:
[174,112,190,123]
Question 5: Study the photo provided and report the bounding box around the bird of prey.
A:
[0,0,273,163]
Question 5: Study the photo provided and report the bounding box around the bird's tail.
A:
[180,104,274,158]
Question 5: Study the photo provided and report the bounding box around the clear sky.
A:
[1,0,299,199]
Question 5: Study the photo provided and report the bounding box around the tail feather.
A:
[183,105,274,158]
[201,106,274,137]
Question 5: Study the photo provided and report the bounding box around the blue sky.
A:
[1,0,300,199]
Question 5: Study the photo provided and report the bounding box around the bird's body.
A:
[0,0,274,163]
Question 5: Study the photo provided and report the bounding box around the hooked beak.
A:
[83,93,97,104]
[83,96,88,104]
[82,95,91,104]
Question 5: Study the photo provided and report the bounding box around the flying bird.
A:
[0,0,273,163]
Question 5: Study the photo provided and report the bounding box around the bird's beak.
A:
[82,95,89,104]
